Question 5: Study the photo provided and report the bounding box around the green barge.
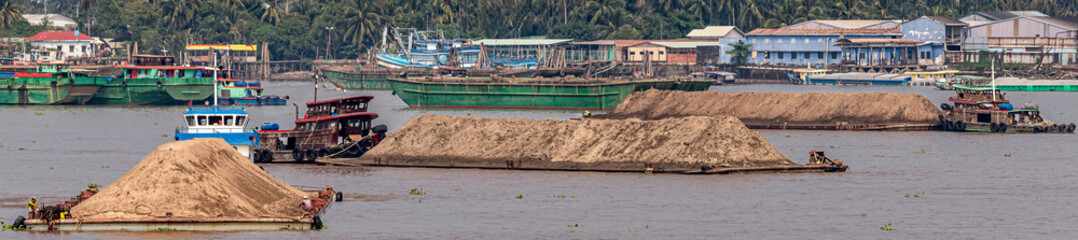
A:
[0,63,107,104]
[321,67,585,90]
[973,77,1078,92]
[387,77,711,110]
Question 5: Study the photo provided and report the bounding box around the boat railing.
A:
[188,105,246,111]
[175,127,258,134]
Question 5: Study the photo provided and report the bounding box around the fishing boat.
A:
[805,72,910,85]
[0,63,107,104]
[939,84,1074,133]
[387,76,711,110]
[788,69,830,85]
[91,55,215,105]
[254,96,388,163]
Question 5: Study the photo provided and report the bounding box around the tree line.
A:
[0,0,1075,60]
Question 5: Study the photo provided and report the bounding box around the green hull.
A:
[0,77,108,104]
[388,78,638,110]
[387,78,710,110]
[86,77,214,105]
[323,70,397,90]
[974,84,1078,92]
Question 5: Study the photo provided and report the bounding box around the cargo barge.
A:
[387,76,711,110]
[321,150,847,174]
[973,77,1078,92]
[0,63,107,104]
[805,72,911,85]
[320,66,585,90]
[16,187,339,231]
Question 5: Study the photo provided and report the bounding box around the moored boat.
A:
[254,96,388,163]
[805,72,911,85]
[0,63,107,104]
[973,77,1078,92]
[90,55,215,105]
[939,84,1075,133]
[215,77,288,105]
[174,105,260,160]
[387,76,711,110]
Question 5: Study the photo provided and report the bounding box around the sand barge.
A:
[596,89,941,130]
[334,114,846,173]
[23,138,337,231]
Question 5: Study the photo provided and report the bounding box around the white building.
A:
[20,14,78,30]
[24,31,102,62]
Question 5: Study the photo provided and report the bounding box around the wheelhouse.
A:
[131,55,176,66]
[175,105,259,159]
[305,95,374,118]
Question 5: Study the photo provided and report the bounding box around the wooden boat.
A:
[939,85,1075,133]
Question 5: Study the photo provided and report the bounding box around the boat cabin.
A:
[117,66,208,79]
[132,55,176,66]
[175,105,258,158]
[952,85,1006,103]
[305,95,374,118]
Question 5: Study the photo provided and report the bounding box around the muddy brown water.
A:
[1,82,1077,239]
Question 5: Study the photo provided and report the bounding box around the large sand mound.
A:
[72,138,307,219]
[599,90,941,126]
[359,114,792,170]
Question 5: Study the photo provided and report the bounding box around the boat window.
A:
[209,116,223,126]
[198,115,208,126]
[329,122,336,128]
[236,116,247,126]
[224,115,234,126]
[186,116,196,127]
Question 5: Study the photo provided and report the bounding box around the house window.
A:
[764,52,770,58]
[792,52,797,59]
[659,51,665,55]
[859,53,865,59]
[805,52,811,59]
[818,52,824,59]
[778,52,784,59]
[830,52,838,59]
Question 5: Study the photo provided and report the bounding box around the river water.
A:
[1,82,1076,239]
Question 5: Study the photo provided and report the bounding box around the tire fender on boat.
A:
[955,121,965,131]
[990,123,999,132]
[998,123,1007,133]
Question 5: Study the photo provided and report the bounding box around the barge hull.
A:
[319,157,846,175]
[25,218,312,232]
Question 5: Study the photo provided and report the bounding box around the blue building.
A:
[835,39,921,66]
[901,16,966,65]
[745,28,902,66]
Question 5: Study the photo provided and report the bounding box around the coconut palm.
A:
[342,0,384,51]
[261,1,284,25]
[0,1,22,29]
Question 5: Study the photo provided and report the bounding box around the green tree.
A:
[726,40,752,65]
[0,0,23,29]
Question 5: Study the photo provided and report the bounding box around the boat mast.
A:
[213,49,218,107]
[991,57,996,102]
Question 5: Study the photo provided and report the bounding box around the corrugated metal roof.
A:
[570,40,616,45]
[25,31,95,41]
[784,20,901,29]
[973,11,1047,21]
[840,39,919,44]
[1030,16,1078,30]
[686,26,742,38]
[747,28,901,36]
[472,39,573,46]
[923,16,966,26]
[650,42,723,49]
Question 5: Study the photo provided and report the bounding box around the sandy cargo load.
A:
[596,89,941,130]
[337,114,846,173]
[22,138,336,232]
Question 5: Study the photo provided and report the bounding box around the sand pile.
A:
[71,138,307,219]
[359,114,792,170]
[599,89,941,126]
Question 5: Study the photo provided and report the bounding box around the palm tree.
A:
[0,1,22,29]
[162,0,198,31]
[261,1,284,25]
[342,0,384,51]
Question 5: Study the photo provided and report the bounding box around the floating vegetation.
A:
[1004,153,1012,157]
[757,202,764,206]
[153,122,159,125]
[904,192,924,198]
[515,195,523,199]
[567,224,580,227]
[324,163,334,167]
[161,134,169,138]
[785,134,791,138]
[1035,198,1042,202]
[553,195,566,198]
[88,182,102,189]
[18,147,25,151]
[880,223,894,231]
[100,165,110,168]
[148,227,176,232]
[409,188,426,195]
[34,112,45,115]
[829,145,839,149]
[31,141,36,143]
[49,166,54,170]
[861,213,867,217]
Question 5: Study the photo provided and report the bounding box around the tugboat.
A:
[173,64,260,160]
[939,84,1075,133]
[254,95,388,163]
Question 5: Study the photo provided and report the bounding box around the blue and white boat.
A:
[174,105,259,160]
[806,72,911,86]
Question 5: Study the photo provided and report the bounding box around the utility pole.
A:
[325,27,334,60]
[563,0,567,25]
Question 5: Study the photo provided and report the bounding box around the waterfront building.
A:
[782,20,902,30]
[745,28,902,67]
[960,11,1078,64]
[20,14,78,30]
[685,26,746,64]
[624,41,721,64]
[566,40,615,62]
[24,31,102,62]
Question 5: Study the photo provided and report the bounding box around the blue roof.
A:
[184,105,248,115]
